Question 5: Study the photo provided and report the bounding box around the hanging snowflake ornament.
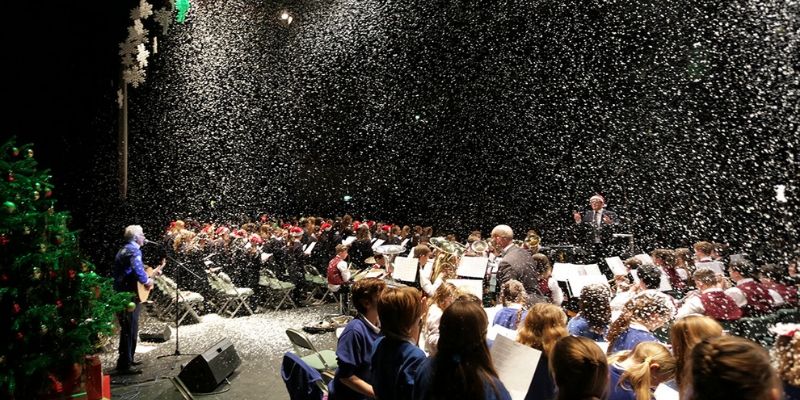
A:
[153,7,173,34]
[130,0,154,20]
[123,66,146,88]
[136,43,150,68]
[128,20,149,44]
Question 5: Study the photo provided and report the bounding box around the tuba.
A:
[428,237,464,282]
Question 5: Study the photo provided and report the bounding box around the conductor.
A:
[572,194,620,266]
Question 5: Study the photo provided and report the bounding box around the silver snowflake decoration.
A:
[120,52,135,68]
[153,7,173,34]
[118,40,137,57]
[137,43,150,68]
[138,0,154,19]
[123,66,146,88]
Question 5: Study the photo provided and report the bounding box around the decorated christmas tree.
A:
[0,139,129,398]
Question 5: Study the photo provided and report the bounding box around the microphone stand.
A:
[147,242,202,360]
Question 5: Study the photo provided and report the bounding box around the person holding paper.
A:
[549,336,610,400]
[492,225,545,303]
[607,342,677,400]
[412,299,512,400]
[517,303,569,400]
[329,278,386,400]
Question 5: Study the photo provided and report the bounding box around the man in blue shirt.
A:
[113,225,156,374]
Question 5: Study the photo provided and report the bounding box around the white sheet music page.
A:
[448,279,484,299]
[457,256,489,278]
[392,257,418,282]
[304,242,316,255]
[400,238,410,248]
[490,335,541,400]
[582,264,603,276]
[606,257,628,276]
[654,382,680,400]
[342,236,357,246]
[371,239,385,250]
[695,261,724,275]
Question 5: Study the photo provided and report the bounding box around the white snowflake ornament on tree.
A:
[153,7,173,34]
[123,66,146,88]
[136,43,150,68]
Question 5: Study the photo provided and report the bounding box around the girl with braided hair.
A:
[689,336,781,400]
[607,292,673,354]
[568,283,612,341]
[607,342,677,400]
[492,279,528,330]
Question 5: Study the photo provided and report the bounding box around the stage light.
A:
[279,10,293,25]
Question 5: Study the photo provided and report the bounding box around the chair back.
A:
[281,352,325,400]
[304,264,321,277]
[286,328,318,353]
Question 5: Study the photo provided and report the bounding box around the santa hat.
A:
[201,225,214,234]
[367,220,376,228]
[321,222,332,231]
[290,226,304,237]
[281,223,291,229]
[590,194,606,204]
[381,225,392,232]
[215,226,230,236]
[233,229,247,238]
[353,221,361,230]
[259,215,268,223]
[250,235,264,245]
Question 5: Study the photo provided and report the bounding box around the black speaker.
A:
[178,338,241,393]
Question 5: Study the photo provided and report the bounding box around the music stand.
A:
[612,233,636,256]
[153,249,204,361]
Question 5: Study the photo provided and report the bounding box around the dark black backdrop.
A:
[4,0,798,269]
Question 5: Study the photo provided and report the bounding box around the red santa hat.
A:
[290,226,304,237]
[353,221,361,230]
[367,220,376,228]
[281,223,291,229]
[321,222,332,231]
[215,226,230,236]
[250,235,264,245]
[590,194,606,204]
[381,224,392,232]
[201,225,214,234]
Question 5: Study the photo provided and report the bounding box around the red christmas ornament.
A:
[12,303,21,314]
[11,147,19,157]
[68,269,76,280]
[7,171,14,182]
[0,235,8,246]
[45,190,53,198]
[55,300,63,309]
[16,332,24,341]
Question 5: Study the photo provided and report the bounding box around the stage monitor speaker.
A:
[178,338,241,393]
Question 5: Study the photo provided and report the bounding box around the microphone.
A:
[143,238,162,247]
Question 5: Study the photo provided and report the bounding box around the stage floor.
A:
[102,304,340,400]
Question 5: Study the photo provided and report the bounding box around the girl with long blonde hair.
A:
[517,303,568,400]
[669,315,723,396]
[608,342,677,400]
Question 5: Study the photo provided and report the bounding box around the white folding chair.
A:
[259,269,297,310]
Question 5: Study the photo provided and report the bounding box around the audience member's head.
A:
[532,253,552,280]
[690,336,780,400]
[518,303,568,356]
[550,336,609,400]
[670,315,724,392]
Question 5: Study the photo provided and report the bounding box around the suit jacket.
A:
[577,208,619,245]
[496,246,542,300]
[579,208,619,226]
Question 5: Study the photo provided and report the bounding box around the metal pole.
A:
[118,82,128,200]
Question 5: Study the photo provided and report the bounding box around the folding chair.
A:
[303,265,335,305]
[281,352,327,400]
[153,275,204,325]
[285,328,337,378]
[259,269,297,310]
[207,272,255,318]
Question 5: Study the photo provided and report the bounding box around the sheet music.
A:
[400,238,410,248]
[635,253,654,265]
[695,261,724,275]
[371,239,385,250]
[392,257,418,283]
[303,242,316,255]
[365,270,385,279]
[261,253,273,263]
[457,256,489,278]
[606,257,628,276]
[582,264,603,276]
[568,275,610,298]
[342,236,357,246]
[653,381,680,400]
[448,279,484,299]
[593,341,610,354]
[490,335,542,400]
[487,324,519,341]
[552,263,582,281]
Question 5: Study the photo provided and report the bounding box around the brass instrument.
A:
[524,231,541,254]
[428,237,464,282]
[470,240,489,254]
